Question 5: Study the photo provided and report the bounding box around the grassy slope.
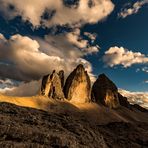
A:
[0,102,148,148]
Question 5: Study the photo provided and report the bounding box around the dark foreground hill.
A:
[0,102,148,148]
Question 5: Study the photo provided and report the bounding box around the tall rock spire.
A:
[64,64,91,103]
[40,70,65,100]
[92,74,120,108]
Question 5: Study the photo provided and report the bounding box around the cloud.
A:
[0,33,64,81]
[119,0,148,18]
[0,80,41,96]
[142,67,148,73]
[103,46,148,67]
[144,80,148,83]
[0,78,17,89]
[119,89,148,109]
[136,66,148,73]
[65,29,99,54]
[0,33,97,83]
[0,0,114,27]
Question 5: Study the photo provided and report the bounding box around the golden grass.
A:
[0,94,148,124]
[0,94,52,111]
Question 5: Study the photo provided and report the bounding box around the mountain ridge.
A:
[39,64,147,111]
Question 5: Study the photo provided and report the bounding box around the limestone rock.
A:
[40,74,51,96]
[64,64,91,103]
[58,70,64,88]
[92,74,120,108]
[40,70,65,100]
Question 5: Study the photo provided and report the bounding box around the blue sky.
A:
[84,1,148,91]
[0,0,147,95]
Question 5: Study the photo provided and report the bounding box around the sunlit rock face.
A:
[40,70,65,100]
[64,64,91,103]
[92,74,120,108]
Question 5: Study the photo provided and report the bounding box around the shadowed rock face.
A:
[40,74,51,96]
[58,70,64,88]
[40,70,65,100]
[64,64,91,103]
[118,93,131,108]
[92,74,120,108]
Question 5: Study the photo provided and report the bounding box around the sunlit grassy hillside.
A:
[0,94,148,124]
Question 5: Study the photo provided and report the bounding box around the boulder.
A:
[92,74,120,108]
[40,70,65,100]
[64,64,91,103]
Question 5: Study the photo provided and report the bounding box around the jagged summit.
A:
[64,64,91,103]
[92,73,120,108]
[98,73,108,78]
[75,64,85,70]
[40,70,64,100]
[39,64,146,111]
[96,73,117,89]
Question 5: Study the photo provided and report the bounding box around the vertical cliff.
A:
[92,74,120,108]
[64,64,91,103]
[40,70,65,100]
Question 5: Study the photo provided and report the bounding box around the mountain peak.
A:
[39,64,146,111]
[40,70,65,100]
[64,64,91,103]
[98,73,107,77]
[92,73,119,108]
[76,64,85,69]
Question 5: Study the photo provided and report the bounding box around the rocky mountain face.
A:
[58,70,64,88]
[40,70,64,100]
[118,93,131,108]
[92,74,120,108]
[64,64,91,103]
[40,64,146,111]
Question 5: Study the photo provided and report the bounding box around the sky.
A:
[0,0,147,98]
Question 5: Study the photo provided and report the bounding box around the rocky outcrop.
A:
[39,64,147,111]
[64,64,91,103]
[131,104,148,112]
[92,74,120,108]
[40,70,65,100]
[118,93,131,108]
[58,70,64,88]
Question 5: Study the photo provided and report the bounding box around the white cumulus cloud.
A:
[103,46,148,67]
[0,33,96,82]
